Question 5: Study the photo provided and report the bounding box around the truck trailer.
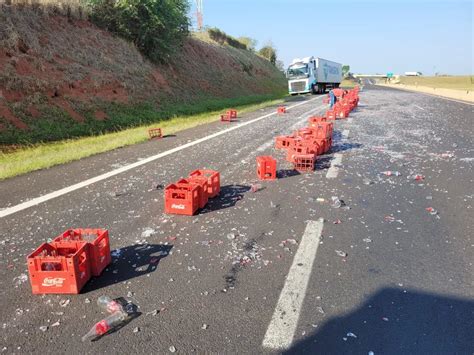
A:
[287,57,342,95]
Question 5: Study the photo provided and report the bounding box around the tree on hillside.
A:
[237,37,257,51]
[342,65,350,77]
[258,42,277,65]
[87,0,190,63]
[275,60,285,72]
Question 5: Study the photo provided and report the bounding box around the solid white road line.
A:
[262,219,324,350]
[0,98,319,218]
[326,153,343,179]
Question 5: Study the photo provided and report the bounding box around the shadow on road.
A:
[201,184,250,213]
[83,243,172,292]
[277,169,301,179]
[283,287,474,354]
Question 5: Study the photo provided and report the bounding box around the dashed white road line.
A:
[414,104,425,111]
[326,153,343,179]
[342,129,350,139]
[0,98,320,218]
[262,218,324,350]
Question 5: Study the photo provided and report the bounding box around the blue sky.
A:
[189,0,473,75]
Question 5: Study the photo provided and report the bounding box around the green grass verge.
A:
[398,75,474,90]
[0,97,285,180]
[341,79,357,88]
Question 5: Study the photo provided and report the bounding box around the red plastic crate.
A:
[221,113,237,122]
[54,229,111,277]
[326,110,336,120]
[27,241,91,294]
[310,122,333,139]
[316,138,332,153]
[293,154,316,172]
[275,136,290,149]
[308,116,327,125]
[227,109,238,119]
[164,182,201,216]
[189,169,220,198]
[186,176,209,208]
[277,106,286,114]
[286,144,312,163]
[148,128,162,139]
[296,128,314,138]
[256,156,277,180]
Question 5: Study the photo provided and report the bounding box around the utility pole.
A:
[195,0,203,31]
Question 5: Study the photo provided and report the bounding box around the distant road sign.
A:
[387,72,394,78]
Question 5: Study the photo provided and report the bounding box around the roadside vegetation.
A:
[0,4,286,147]
[0,97,284,180]
[397,76,473,91]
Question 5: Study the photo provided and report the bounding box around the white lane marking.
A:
[342,129,350,139]
[0,98,319,218]
[326,153,343,179]
[347,117,353,123]
[414,104,425,111]
[262,219,324,350]
[297,105,325,119]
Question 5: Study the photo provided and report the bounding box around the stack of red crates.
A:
[275,119,333,172]
[27,228,111,294]
[164,169,220,216]
[325,86,360,120]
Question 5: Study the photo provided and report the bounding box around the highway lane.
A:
[1,86,473,354]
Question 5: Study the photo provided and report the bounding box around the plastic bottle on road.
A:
[82,311,127,342]
[97,296,125,314]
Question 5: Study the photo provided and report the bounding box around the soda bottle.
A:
[82,311,127,342]
[97,296,125,314]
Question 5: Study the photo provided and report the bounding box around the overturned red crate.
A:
[148,128,162,139]
[27,241,91,294]
[165,181,201,216]
[286,144,312,163]
[227,109,238,119]
[186,176,209,209]
[293,154,316,172]
[256,156,277,180]
[189,169,220,198]
[277,106,286,114]
[53,229,111,277]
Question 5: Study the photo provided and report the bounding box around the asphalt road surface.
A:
[1,85,473,354]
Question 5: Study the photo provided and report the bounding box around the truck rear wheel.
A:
[311,84,317,95]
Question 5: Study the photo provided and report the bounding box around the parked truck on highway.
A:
[286,56,342,95]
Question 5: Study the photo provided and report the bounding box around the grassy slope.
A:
[397,76,474,90]
[0,98,283,180]
[0,7,287,145]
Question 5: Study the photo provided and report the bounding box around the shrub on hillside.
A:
[207,27,247,50]
[258,44,277,65]
[87,0,189,63]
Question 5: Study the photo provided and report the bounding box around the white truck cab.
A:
[287,56,342,95]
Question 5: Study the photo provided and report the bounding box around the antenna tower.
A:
[195,0,203,31]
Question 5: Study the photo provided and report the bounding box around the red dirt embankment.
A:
[0,6,286,143]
